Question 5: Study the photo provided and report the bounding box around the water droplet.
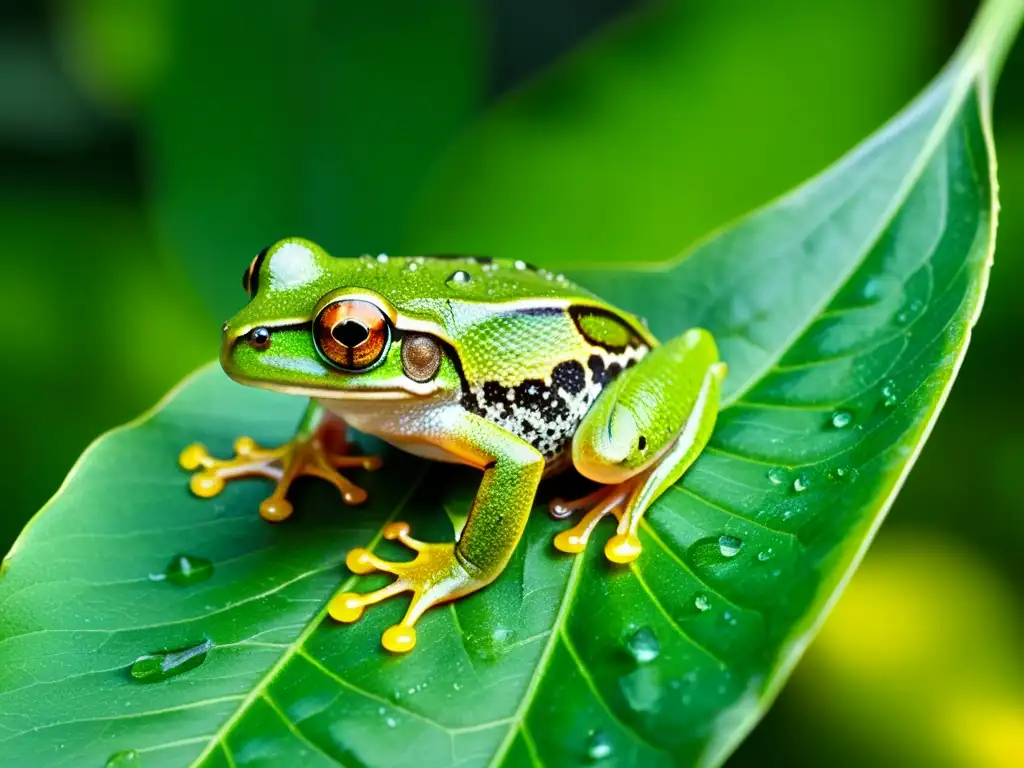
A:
[407,262,418,272]
[587,730,613,760]
[130,639,212,683]
[376,253,389,263]
[164,554,213,587]
[757,548,774,562]
[881,380,898,408]
[619,665,661,712]
[830,410,853,429]
[625,627,660,663]
[896,311,910,324]
[385,716,397,728]
[492,626,514,644]
[106,750,139,767]
[828,466,850,481]
[862,273,901,303]
[792,472,810,493]
[694,594,711,612]
[446,270,471,286]
[717,535,742,558]
[513,259,528,270]
[767,467,787,485]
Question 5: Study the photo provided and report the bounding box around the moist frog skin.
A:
[180,238,725,654]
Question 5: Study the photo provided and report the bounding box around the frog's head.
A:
[220,238,461,401]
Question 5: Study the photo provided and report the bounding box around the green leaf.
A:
[145,0,483,320]
[404,0,935,265]
[1,3,1020,768]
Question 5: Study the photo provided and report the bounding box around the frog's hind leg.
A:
[179,402,382,522]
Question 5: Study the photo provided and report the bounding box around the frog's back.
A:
[371,255,655,461]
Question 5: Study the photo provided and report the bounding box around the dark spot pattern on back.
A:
[460,347,647,460]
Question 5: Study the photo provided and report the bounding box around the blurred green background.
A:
[1,1,1021,765]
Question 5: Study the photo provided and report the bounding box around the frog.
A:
[179,238,726,653]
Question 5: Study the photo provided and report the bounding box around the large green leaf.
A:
[1,3,1019,767]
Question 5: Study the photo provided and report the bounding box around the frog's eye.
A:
[313,299,390,371]
[243,245,271,298]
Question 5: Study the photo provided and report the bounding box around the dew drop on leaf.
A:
[881,380,899,408]
[694,594,711,612]
[767,467,787,485]
[619,665,662,712]
[830,410,853,429]
[828,466,850,481]
[164,554,213,586]
[586,730,613,761]
[718,535,742,558]
[625,626,660,663]
[130,639,213,683]
[106,750,140,767]
[757,548,774,562]
[792,472,810,493]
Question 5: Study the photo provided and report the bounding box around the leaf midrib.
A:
[485,552,585,767]
[186,470,426,767]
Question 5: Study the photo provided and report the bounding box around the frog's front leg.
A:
[329,407,544,653]
[179,402,382,522]
[553,329,726,563]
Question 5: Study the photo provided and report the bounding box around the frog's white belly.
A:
[317,396,469,466]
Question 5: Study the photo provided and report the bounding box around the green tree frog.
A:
[180,239,725,654]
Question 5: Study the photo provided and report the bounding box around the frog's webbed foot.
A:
[179,428,382,522]
[550,479,644,564]
[329,522,480,654]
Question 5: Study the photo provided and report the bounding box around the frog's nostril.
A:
[332,319,370,348]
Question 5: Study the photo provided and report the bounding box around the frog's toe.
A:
[330,524,479,654]
[605,532,643,563]
[551,483,630,556]
[179,430,382,519]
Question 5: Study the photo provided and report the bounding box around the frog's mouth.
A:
[223,369,432,401]
[222,358,443,401]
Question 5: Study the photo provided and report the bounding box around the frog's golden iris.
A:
[313,299,390,371]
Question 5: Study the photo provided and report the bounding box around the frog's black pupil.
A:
[333,320,370,347]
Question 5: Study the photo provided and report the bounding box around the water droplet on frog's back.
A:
[446,270,472,287]
[106,750,140,767]
[586,730,614,760]
[625,627,660,663]
[718,535,742,558]
[164,554,213,586]
[130,639,212,683]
